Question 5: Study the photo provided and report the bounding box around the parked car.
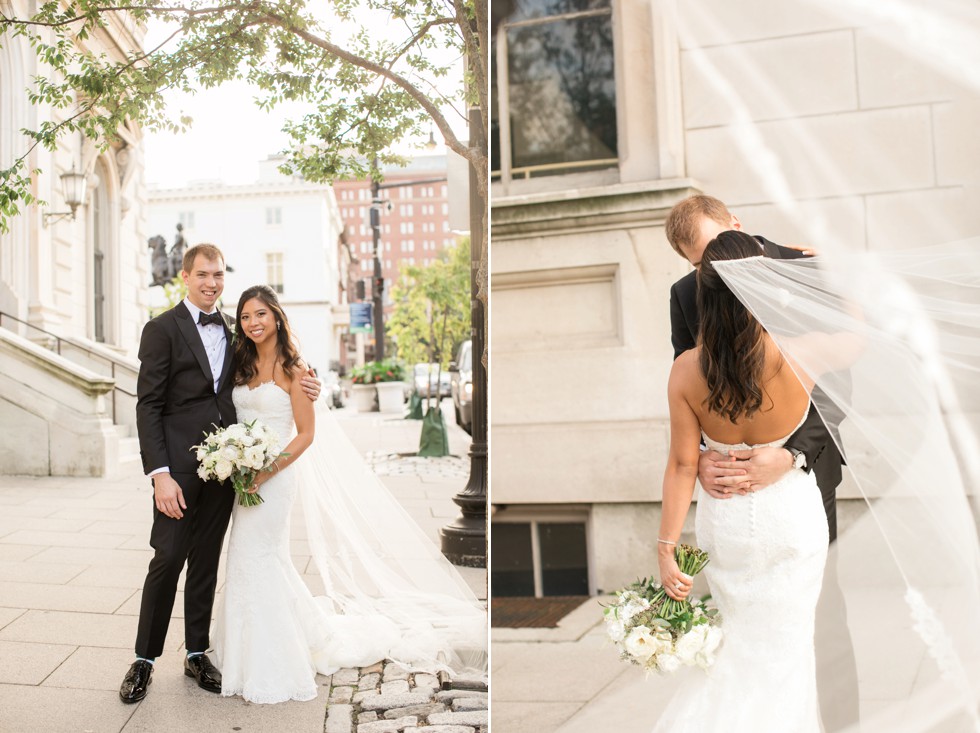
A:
[413,362,451,398]
[450,340,472,434]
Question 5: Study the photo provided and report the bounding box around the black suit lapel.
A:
[174,302,214,385]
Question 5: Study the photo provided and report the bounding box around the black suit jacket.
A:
[668,235,843,540]
[136,303,237,475]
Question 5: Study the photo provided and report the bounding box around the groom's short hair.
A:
[182,244,225,274]
[665,195,732,256]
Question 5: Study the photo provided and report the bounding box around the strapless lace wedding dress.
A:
[211,382,396,704]
[652,412,829,732]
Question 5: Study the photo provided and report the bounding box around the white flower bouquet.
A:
[603,546,723,674]
[192,419,288,506]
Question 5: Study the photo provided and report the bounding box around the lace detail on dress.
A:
[653,405,829,732]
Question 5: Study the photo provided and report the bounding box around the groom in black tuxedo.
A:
[664,194,858,732]
[120,244,319,703]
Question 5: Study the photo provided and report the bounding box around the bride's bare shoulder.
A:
[668,348,704,391]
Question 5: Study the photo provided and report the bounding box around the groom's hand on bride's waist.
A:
[698,447,793,498]
[152,473,187,519]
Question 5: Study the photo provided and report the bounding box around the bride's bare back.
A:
[676,336,811,446]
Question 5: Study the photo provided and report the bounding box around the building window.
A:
[441,184,447,196]
[492,0,617,183]
[491,520,589,597]
[266,252,284,294]
[266,207,282,225]
[178,211,195,229]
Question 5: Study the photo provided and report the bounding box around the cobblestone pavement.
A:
[324,661,488,733]
[366,452,470,479]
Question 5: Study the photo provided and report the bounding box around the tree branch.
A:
[253,10,481,168]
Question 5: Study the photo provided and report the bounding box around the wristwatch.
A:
[787,447,807,470]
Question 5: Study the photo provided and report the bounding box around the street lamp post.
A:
[370,164,386,362]
[439,104,488,567]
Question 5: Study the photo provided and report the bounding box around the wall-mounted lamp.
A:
[43,167,88,226]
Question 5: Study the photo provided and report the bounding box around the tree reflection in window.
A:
[493,0,617,180]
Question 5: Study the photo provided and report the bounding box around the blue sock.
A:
[136,656,155,666]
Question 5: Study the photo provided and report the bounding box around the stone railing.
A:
[0,327,121,477]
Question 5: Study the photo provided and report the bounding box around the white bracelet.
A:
[657,538,677,546]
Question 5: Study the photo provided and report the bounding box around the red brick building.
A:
[333,154,457,364]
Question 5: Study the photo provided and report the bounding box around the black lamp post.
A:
[370,161,386,361]
[439,104,488,568]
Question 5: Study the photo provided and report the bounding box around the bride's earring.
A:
[277,322,281,330]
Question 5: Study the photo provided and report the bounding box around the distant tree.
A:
[387,236,469,369]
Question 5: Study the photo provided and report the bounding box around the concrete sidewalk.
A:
[0,398,486,732]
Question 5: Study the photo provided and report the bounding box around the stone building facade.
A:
[490,0,980,596]
[1,3,148,476]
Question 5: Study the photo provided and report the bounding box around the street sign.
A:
[350,302,373,334]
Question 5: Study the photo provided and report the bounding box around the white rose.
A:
[197,465,210,481]
[214,458,233,481]
[244,446,266,470]
[621,599,649,622]
[224,424,246,441]
[222,445,242,462]
[656,653,682,674]
[696,626,724,669]
[623,626,658,660]
[241,434,256,447]
[674,624,708,665]
[605,619,626,643]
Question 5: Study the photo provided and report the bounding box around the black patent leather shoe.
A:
[184,653,222,693]
[119,659,153,703]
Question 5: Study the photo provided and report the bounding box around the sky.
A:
[141,12,467,188]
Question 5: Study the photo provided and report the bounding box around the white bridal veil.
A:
[715,241,980,731]
[292,404,487,677]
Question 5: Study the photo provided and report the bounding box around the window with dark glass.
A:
[491,520,589,597]
[492,0,617,183]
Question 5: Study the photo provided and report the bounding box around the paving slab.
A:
[0,560,88,584]
[0,580,134,613]
[0,685,137,732]
[0,639,77,685]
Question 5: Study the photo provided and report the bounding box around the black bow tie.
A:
[198,311,224,327]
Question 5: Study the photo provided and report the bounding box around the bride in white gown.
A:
[653,231,854,732]
[211,285,486,704]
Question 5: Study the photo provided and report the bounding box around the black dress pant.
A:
[135,472,234,659]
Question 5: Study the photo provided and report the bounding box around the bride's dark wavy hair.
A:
[233,285,302,386]
[697,230,774,422]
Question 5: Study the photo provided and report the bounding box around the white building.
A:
[147,158,346,375]
[1,5,148,476]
